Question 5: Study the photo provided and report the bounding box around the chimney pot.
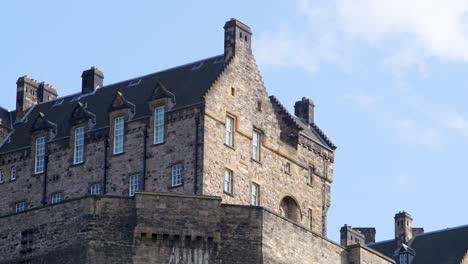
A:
[294,97,315,125]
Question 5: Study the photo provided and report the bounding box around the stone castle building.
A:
[0,18,463,263]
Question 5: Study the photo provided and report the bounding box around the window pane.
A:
[74,127,85,164]
[225,117,234,146]
[113,117,124,154]
[52,193,63,204]
[35,137,45,174]
[90,183,101,195]
[224,169,232,193]
[251,183,259,206]
[252,131,260,161]
[172,164,183,186]
[129,175,139,196]
[154,107,165,144]
[11,167,16,180]
[16,202,26,212]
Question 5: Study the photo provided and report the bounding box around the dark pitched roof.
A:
[368,225,468,264]
[0,55,225,153]
[0,107,11,130]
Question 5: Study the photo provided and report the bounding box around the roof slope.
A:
[0,55,225,153]
[368,225,468,264]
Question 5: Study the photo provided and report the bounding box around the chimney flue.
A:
[394,211,413,247]
[294,97,315,125]
[81,66,104,94]
[223,18,252,64]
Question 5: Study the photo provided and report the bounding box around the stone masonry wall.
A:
[347,244,395,264]
[0,192,392,264]
[262,208,346,264]
[0,103,202,216]
[202,41,334,234]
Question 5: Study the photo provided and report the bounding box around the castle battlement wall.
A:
[0,192,394,264]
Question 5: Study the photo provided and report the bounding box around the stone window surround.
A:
[251,128,262,162]
[225,115,235,147]
[34,136,46,175]
[250,181,260,206]
[223,168,234,195]
[72,126,85,165]
[171,163,183,187]
[90,182,101,195]
[129,175,139,197]
[10,166,16,181]
[15,201,26,213]
[51,192,63,204]
[154,106,166,145]
[149,99,170,146]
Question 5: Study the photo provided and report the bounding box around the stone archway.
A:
[279,196,301,223]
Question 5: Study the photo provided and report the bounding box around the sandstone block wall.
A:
[203,49,334,234]
[347,244,395,264]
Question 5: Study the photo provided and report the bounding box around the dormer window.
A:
[35,137,46,174]
[73,127,85,164]
[154,106,165,144]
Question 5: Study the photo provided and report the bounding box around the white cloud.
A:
[256,0,468,75]
[439,109,468,137]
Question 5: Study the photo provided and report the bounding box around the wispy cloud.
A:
[393,119,441,149]
[439,109,468,137]
[256,0,468,75]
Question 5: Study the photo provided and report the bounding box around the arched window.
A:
[279,196,301,223]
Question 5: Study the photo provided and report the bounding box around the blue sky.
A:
[1,1,467,242]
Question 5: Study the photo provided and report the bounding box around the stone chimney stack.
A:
[395,211,413,247]
[294,97,315,124]
[223,18,252,64]
[38,82,58,103]
[16,76,40,121]
[81,66,104,94]
[340,225,365,247]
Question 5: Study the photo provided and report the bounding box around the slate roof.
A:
[368,225,468,264]
[0,107,11,130]
[0,55,225,154]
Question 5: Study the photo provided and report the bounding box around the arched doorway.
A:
[279,196,301,223]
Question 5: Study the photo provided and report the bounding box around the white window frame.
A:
[171,163,183,187]
[154,106,165,144]
[73,126,85,164]
[113,116,124,154]
[129,175,139,197]
[35,137,46,174]
[90,183,101,195]
[400,254,408,264]
[51,193,63,204]
[15,201,26,213]
[0,170,4,183]
[252,130,261,161]
[224,169,233,194]
[225,116,234,146]
[250,183,259,206]
[10,167,16,181]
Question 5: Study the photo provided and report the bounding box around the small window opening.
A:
[240,32,243,38]
[231,87,235,96]
[257,101,262,112]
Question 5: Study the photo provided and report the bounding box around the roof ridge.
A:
[412,223,468,239]
[268,95,303,131]
[103,54,224,90]
[367,238,394,246]
[310,122,336,150]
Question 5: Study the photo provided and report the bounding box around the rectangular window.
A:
[285,162,291,174]
[308,167,315,185]
[113,116,124,154]
[252,130,261,161]
[10,167,16,181]
[129,175,139,197]
[308,209,313,229]
[224,169,233,194]
[51,193,63,204]
[225,116,234,146]
[90,183,101,195]
[73,127,85,164]
[172,163,183,187]
[251,183,259,206]
[154,106,165,144]
[0,170,3,183]
[400,255,407,264]
[16,201,26,213]
[35,137,46,174]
